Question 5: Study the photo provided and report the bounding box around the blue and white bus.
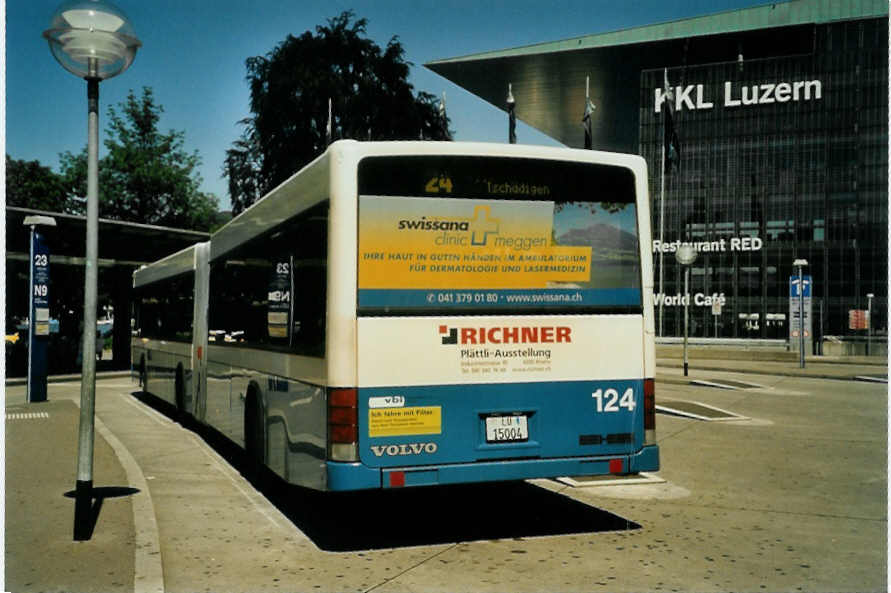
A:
[132,140,659,491]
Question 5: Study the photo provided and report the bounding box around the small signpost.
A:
[789,274,813,338]
[24,215,56,403]
[849,309,868,330]
[789,269,812,368]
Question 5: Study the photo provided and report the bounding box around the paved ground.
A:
[4,355,887,592]
[6,400,135,592]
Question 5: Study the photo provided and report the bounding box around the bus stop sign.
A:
[29,230,51,402]
[789,275,812,339]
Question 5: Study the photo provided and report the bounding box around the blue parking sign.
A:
[789,275,812,298]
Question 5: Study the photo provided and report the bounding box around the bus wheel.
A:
[244,389,266,482]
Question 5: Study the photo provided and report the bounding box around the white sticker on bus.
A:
[368,395,406,409]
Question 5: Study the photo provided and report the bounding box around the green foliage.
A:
[59,87,219,230]
[5,155,73,212]
[225,11,451,214]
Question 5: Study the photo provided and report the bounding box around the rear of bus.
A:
[327,146,657,490]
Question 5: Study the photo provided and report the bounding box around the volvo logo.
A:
[370,442,438,457]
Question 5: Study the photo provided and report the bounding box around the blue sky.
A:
[6,0,773,210]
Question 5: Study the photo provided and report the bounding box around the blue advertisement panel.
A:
[29,230,50,402]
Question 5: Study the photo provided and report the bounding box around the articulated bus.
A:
[132,140,659,491]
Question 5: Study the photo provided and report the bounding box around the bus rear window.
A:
[357,156,641,315]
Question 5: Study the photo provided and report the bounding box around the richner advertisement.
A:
[356,195,644,385]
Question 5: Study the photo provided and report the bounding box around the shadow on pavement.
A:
[132,390,640,552]
[63,486,140,540]
[261,480,641,552]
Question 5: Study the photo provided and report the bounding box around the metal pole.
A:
[659,141,665,337]
[74,73,100,541]
[798,265,805,369]
[27,225,35,402]
[683,266,689,376]
[867,295,873,356]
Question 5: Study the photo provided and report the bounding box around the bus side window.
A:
[208,201,328,357]
[288,213,327,357]
[290,262,326,357]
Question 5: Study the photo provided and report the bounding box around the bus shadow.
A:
[263,479,641,552]
[131,390,640,552]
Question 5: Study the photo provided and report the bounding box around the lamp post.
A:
[866,293,874,356]
[43,0,140,541]
[793,258,808,369]
[675,243,698,376]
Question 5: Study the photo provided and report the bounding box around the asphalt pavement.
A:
[4,352,887,593]
[6,399,139,592]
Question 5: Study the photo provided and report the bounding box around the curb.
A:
[5,370,132,386]
[656,362,881,382]
[69,392,165,593]
[93,415,165,593]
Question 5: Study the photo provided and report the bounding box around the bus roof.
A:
[206,140,647,263]
[133,242,197,288]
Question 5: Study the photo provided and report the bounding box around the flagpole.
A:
[439,91,450,140]
[507,83,516,144]
[659,144,665,337]
[326,97,332,146]
[583,76,593,150]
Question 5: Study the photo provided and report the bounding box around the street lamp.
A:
[793,258,808,369]
[675,243,698,377]
[43,0,140,541]
[866,293,874,356]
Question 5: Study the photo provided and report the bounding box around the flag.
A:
[507,83,516,144]
[439,92,451,140]
[582,99,596,149]
[663,69,680,174]
[664,107,679,173]
[326,98,333,146]
[582,76,595,149]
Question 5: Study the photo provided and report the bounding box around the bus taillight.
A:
[644,378,656,445]
[328,388,358,462]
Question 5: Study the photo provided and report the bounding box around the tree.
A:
[225,11,451,214]
[6,155,73,212]
[60,87,219,230]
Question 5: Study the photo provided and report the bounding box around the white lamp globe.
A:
[675,243,698,266]
[43,0,140,80]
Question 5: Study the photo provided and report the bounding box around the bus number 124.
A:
[592,388,636,413]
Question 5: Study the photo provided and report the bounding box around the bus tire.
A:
[244,387,266,481]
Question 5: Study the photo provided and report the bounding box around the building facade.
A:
[427,0,888,341]
[640,17,888,339]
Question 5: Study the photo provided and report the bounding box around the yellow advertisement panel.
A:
[368,406,442,437]
[359,197,591,290]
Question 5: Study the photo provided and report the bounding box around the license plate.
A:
[485,415,528,443]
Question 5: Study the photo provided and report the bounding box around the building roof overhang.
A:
[6,206,209,267]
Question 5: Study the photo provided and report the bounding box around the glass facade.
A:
[640,18,888,340]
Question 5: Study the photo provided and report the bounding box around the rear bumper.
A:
[326,444,659,491]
